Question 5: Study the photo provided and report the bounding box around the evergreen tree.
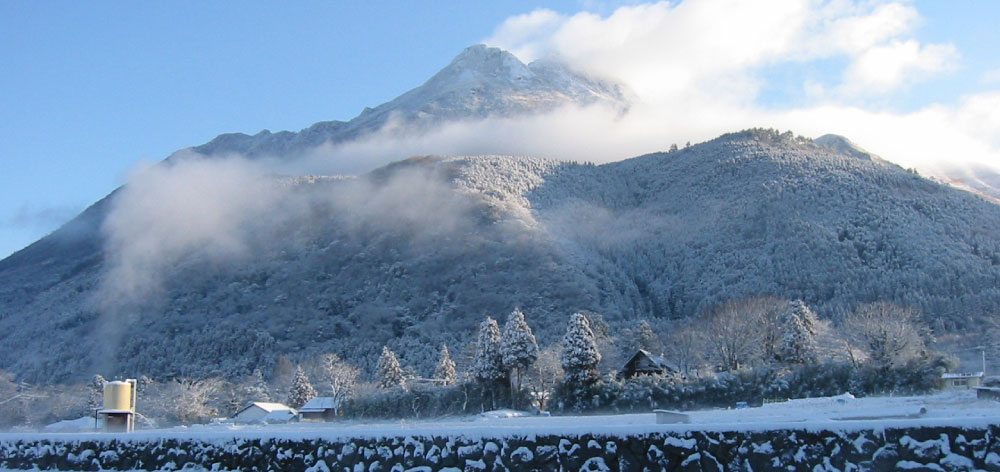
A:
[286,366,316,409]
[792,299,820,337]
[622,319,661,357]
[779,312,817,364]
[88,374,106,410]
[245,368,271,402]
[501,308,539,394]
[434,344,458,386]
[375,346,407,389]
[778,300,820,364]
[137,375,154,398]
[471,317,506,385]
[561,313,602,385]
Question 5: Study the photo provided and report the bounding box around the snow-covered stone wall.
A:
[2,424,1000,471]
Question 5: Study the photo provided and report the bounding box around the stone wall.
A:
[2,424,1000,471]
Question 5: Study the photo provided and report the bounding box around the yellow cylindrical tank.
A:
[103,381,133,411]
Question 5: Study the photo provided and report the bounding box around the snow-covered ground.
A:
[8,390,1000,442]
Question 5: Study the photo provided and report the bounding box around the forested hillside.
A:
[2,129,999,384]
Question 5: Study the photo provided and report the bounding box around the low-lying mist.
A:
[96,153,479,316]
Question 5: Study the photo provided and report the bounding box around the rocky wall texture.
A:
[3,424,1000,471]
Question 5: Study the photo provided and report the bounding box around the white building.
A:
[232,402,298,423]
[941,372,984,390]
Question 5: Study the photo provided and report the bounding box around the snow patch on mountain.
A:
[191,45,629,162]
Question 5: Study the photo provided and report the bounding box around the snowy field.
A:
[14,390,1000,442]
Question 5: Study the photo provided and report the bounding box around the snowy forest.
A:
[0,295,956,428]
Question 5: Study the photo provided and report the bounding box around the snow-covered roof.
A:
[262,410,297,423]
[299,397,336,412]
[942,372,984,379]
[238,402,295,414]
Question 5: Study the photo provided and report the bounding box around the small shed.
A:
[233,402,297,423]
[299,397,338,421]
[620,349,679,379]
[941,372,984,390]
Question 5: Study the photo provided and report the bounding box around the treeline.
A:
[0,297,955,428]
[341,296,954,417]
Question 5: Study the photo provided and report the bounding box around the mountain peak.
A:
[193,44,630,159]
[434,44,533,82]
[814,134,876,161]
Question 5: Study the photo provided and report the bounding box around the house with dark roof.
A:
[620,349,680,379]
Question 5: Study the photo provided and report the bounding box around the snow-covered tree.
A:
[316,353,359,413]
[286,366,316,409]
[844,302,928,371]
[703,298,771,371]
[145,377,222,425]
[471,317,506,385]
[269,355,296,401]
[747,296,792,364]
[88,374,106,410]
[245,368,271,402]
[501,308,539,393]
[434,344,458,386]
[621,319,662,358]
[663,321,705,376]
[375,346,406,390]
[137,375,154,398]
[561,313,602,385]
[779,309,818,364]
[524,343,563,410]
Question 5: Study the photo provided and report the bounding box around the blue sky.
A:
[2,0,999,259]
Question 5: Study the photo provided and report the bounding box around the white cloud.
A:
[98,155,281,307]
[475,0,997,179]
[818,1,919,55]
[840,40,957,95]
[485,0,950,103]
[487,9,565,63]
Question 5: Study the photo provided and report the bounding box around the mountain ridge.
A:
[190,44,629,159]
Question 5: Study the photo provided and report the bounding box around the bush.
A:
[340,382,531,419]
[550,359,947,414]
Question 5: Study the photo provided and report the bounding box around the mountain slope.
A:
[3,130,1000,383]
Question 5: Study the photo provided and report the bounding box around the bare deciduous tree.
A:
[843,302,928,371]
[314,353,359,415]
[523,344,563,411]
[143,377,222,425]
[663,321,705,376]
[702,296,788,371]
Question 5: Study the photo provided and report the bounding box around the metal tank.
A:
[98,378,137,432]
[103,380,133,411]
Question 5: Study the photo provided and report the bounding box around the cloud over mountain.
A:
[484,0,996,184]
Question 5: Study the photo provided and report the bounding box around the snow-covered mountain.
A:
[4,130,1000,383]
[2,45,1000,384]
[192,44,629,159]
